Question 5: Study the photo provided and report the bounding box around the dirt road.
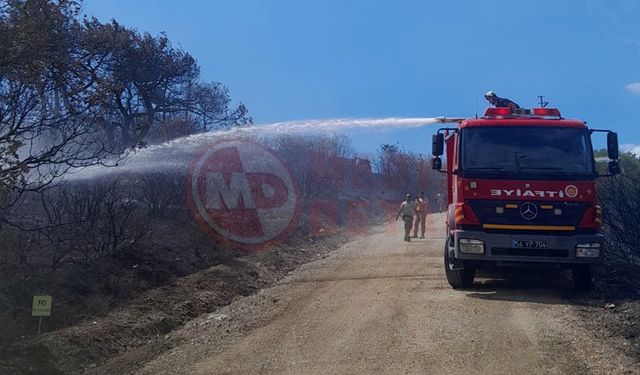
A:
[107,213,638,375]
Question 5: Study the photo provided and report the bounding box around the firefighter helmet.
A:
[484,90,497,98]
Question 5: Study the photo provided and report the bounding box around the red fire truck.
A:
[431,107,620,291]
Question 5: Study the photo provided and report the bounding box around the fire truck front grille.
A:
[468,200,588,227]
[491,247,569,258]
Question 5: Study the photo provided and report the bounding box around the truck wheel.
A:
[572,265,593,292]
[444,237,475,289]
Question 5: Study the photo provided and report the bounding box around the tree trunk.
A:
[137,93,155,148]
[136,111,154,148]
[120,116,133,152]
[98,117,115,151]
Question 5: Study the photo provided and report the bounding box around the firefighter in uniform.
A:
[412,192,427,239]
[484,91,520,111]
[396,193,418,242]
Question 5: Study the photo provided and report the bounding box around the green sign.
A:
[32,295,52,317]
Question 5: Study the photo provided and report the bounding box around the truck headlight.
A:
[576,243,601,258]
[459,238,485,254]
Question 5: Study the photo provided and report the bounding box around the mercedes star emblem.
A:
[520,202,538,221]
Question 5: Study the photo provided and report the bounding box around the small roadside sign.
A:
[32,295,52,317]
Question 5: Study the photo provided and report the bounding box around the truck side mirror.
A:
[608,160,621,175]
[607,132,619,160]
[432,134,444,156]
[431,157,442,171]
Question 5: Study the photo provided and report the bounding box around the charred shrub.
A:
[597,152,640,288]
[267,134,353,200]
[35,178,143,268]
[138,171,185,218]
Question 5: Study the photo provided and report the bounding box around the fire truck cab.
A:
[432,107,620,291]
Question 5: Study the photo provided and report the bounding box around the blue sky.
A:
[83,0,640,155]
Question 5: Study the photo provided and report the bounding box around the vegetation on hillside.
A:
[596,150,640,287]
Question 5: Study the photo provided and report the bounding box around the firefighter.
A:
[412,191,427,239]
[396,193,418,242]
[484,91,520,111]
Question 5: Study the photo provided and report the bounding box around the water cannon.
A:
[434,116,466,124]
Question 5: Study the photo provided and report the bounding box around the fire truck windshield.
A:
[460,126,596,180]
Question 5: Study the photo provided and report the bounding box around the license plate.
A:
[512,240,547,249]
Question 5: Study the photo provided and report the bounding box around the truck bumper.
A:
[452,229,604,266]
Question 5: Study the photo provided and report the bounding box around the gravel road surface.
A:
[104,213,638,375]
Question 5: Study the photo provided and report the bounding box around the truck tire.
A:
[572,265,593,292]
[444,237,475,289]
